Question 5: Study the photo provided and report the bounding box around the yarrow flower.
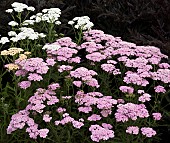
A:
[119,86,134,94]
[87,114,102,121]
[56,107,66,113]
[38,129,49,138]
[1,47,24,56]
[115,103,149,122]
[152,113,162,120]
[126,126,139,135]
[6,9,13,13]
[141,127,156,137]
[4,64,19,71]
[89,124,114,142]
[8,21,19,26]
[0,37,10,44]
[28,73,43,81]
[73,81,82,87]
[11,2,28,12]
[18,81,31,89]
[138,93,151,103]
[154,85,166,93]
[68,16,94,30]
[102,123,113,129]
[43,114,52,122]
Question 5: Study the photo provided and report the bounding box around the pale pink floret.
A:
[58,65,73,73]
[102,123,113,129]
[38,129,49,138]
[86,52,106,62]
[72,120,84,129]
[28,73,43,81]
[78,106,92,113]
[115,103,149,122]
[159,63,170,69]
[100,109,112,117]
[46,58,56,66]
[101,63,115,73]
[87,114,102,121]
[15,69,28,77]
[56,107,66,113]
[141,127,156,137]
[48,83,60,90]
[73,81,82,87]
[138,93,151,103]
[152,113,162,120]
[43,114,52,122]
[89,124,115,142]
[154,85,166,93]
[119,86,134,94]
[126,126,139,135]
[18,81,31,89]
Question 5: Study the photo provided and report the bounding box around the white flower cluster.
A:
[42,44,61,51]
[0,37,10,45]
[8,31,17,37]
[8,21,19,27]
[22,20,35,26]
[6,2,35,13]
[9,27,46,42]
[68,16,94,31]
[28,8,61,24]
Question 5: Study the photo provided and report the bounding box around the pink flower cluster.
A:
[151,69,170,84]
[152,113,162,120]
[138,93,151,103]
[46,37,80,63]
[154,85,166,93]
[119,86,134,94]
[87,114,102,121]
[126,126,157,137]
[43,114,52,122]
[83,29,170,88]
[115,103,149,122]
[77,41,104,53]
[75,91,117,117]
[126,126,139,135]
[7,109,49,139]
[6,28,170,142]
[56,107,66,113]
[86,52,106,62]
[58,65,73,73]
[141,127,156,137]
[27,88,59,113]
[7,83,60,139]
[70,67,100,88]
[14,58,50,89]
[124,71,149,86]
[55,113,84,129]
[101,63,121,75]
[89,124,115,142]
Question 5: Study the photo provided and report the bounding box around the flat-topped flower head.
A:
[89,124,114,142]
[11,2,28,12]
[68,16,94,30]
[154,85,166,93]
[126,126,139,135]
[141,127,156,137]
[152,113,162,120]
[0,37,9,44]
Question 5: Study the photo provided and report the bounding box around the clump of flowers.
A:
[1,47,24,56]
[89,124,115,142]
[68,16,94,31]
[1,3,170,143]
